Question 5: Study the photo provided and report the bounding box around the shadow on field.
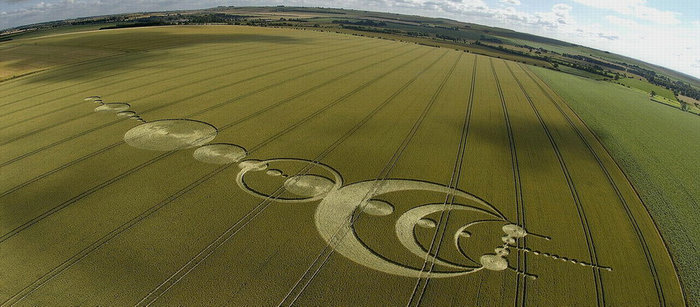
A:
[7,31,311,84]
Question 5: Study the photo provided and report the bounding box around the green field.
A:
[532,66,700,305]
[617,77,678,101]
[0,25,686,305]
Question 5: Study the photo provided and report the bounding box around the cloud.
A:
[499,0,520,5]
[572,0,680,25]
[597,32,618,40]
[605,15,638,27]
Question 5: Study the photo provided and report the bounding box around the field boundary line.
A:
[278,51,454,307]
[503,61,605,306]
[1,47,433,306]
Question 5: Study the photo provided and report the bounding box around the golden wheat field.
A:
[0,25,685,306]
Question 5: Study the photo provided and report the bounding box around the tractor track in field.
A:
[407,54,474,307]
[0,43,420,245]
[0,43,273,127]
[0,40,397,167]
[519,65,667,306]
[490,59,528,306]
[0,43,414,203]
[279,51,456,307]
[1,47,435,306]
[0,35,363,119]
[0,33,354,102]
[0,42,274,113]
[0,39,278,108]
[0,37,373,141]
[504,62,605,306]
[136,50,448,307]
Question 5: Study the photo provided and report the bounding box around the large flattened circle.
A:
[124,119,217,151]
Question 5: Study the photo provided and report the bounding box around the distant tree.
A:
[650,90,656,97]
[679,100,689,112]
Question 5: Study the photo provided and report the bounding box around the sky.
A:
[1,0,699,78]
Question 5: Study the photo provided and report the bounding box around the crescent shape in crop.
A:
[314,179,506,278]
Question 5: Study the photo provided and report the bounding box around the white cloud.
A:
[605,15,638,27]
[499,0,520,5]
[572,0,680,25]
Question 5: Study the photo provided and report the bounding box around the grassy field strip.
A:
[406,55,475,307]
[0,36,367,133]
[138,51,456,306]
[0,43,418,241]
[521,66,685,305]
[0,45,434,306]
[281,53,463,307]
[489,58,528,305]
[0,40,284,109]
[491,60,598,305]
[0,39,391,168]
[503,61,605,306]
[0,27,348,97]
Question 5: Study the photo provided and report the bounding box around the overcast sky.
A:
[1,0,699,78]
